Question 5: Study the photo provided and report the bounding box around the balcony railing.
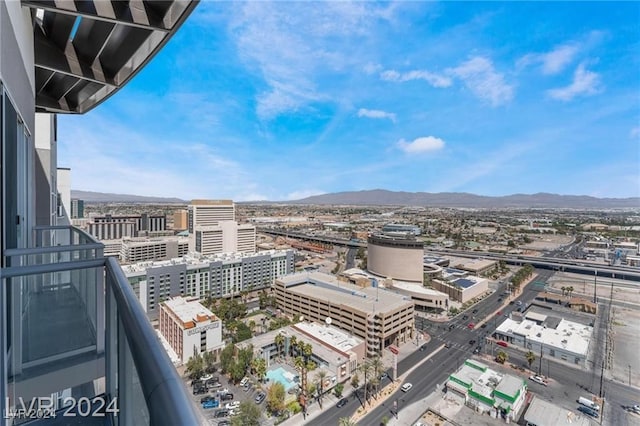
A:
[1,226,200,425]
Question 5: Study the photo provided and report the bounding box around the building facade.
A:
[120,237,190,263]
[188,199,235,232]
[194,222,256,255]
[446,360,527,422]
[367,234,424,282]
[70,198,84,218]
[124,250,295,320]
[273,272,415,356]
[159,296,223,364]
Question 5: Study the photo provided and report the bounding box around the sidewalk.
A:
[279,338,431,426]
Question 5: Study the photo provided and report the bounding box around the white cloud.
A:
[228,2,398,120]
[547,63,602,101]
[380,69,452,88]
[363,62,382,75]
[357,108,396,122]
[630,127,640,139]
[447,57,514,106]
[518,44,579,75]
[397,136,445,154]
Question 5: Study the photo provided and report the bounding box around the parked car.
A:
[255,392,266,404]
[200,396,216,403]
[216,388,229,395]
[240,377,249,386]
[529,375,547,386]
[336,398,348,408]
[202,399,220,409]
[192,385,207,395]
[401,383,413,392]
[214,409,230,418]
[467,323,475,329]
[496,341,508,347]
[225,401,240,410]
[220,393,234,401]
[577,405,599,418]
[217,421,231,426]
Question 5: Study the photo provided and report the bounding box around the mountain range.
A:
[292,190,639,209]
[71,189,639,209]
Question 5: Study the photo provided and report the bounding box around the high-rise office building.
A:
[70,199,84,219]
[188,199,235,232]
[187,199,256,255]
[173,209,188,231]
[0,1,200,424]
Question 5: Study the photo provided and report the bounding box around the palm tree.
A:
[525,351,536,369]
[358,360,372,407]
[274,333,285,360]
[252,357,267,383]
[369,356,384,394]
[338,417,357,426]
[289,336,298,359]
[496,350,508,364]
[568,286,574,298]
[315,370,328,408]
[561,286,566,297]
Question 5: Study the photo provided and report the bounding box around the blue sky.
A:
[58,2,640,201]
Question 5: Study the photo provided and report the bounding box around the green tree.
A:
[525,351,536,369]
[266,382,286,414]
[496,350,508,364]
[350,373,360,389]
[338,417,357,426]
[202,350,217,374]
[252,357,267,383]
[561,286,566,297]
[274,333,285,360]
[230,361,245,383]
[185,351,204,380]
[220,343,235,373]
[334,382,344,398]
[231,401,261,426]
[315,369,328,408]
[234,321,253,343]
[369,356,384,394]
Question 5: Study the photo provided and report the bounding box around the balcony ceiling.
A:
[23,0,198,114]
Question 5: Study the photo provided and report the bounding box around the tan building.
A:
[274,272,415,356]
[188,199,235,232]
[431,276,489,304]
[367,234,424,282]
[159,296,224,364]
[120,237,189,263]
[173,209,188,231]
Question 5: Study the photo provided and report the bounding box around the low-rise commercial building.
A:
[159,296,223,364]
[524,396,593,426]
[431,275,489,304]
[446,359,527,422]
[273,272,415,356]
[494,314,593,366]
[237,322,364,386]
[120,237,190,263]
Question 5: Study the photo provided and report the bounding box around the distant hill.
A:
[71,190,185,204]
[289,190,640,209]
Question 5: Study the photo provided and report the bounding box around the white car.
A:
[240,377,249,386]
[529,375,547,386]
[401,383,413,392]
[225,401,240,410]
[216,388,229,394]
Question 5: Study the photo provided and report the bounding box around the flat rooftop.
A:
[163,297,218,324]
[277,272,413,314]
[496,317,592,356]
[122,249,290,274]
[524,396,593,426]
[391,280,447,297]
[293,322,363,353]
